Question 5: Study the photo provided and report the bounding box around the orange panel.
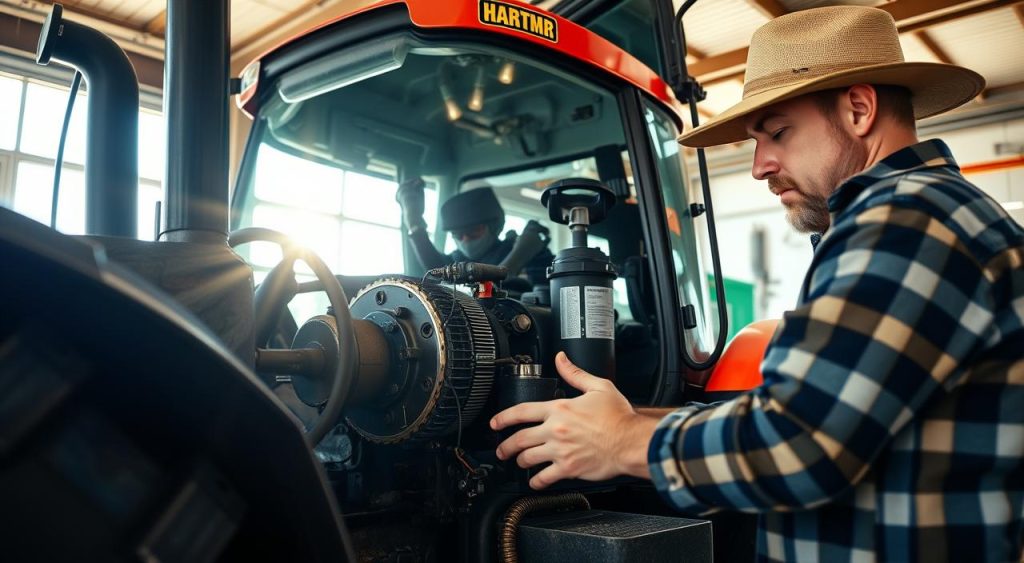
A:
[960,155,1024,176]
[705,318,779,392]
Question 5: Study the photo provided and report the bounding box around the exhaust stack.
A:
[37,4,139,238]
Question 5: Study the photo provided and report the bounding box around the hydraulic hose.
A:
[500,493,590,563]
[51,70,82,229]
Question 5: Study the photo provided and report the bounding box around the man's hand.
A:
[395,177,426,229]
[490,351,660,490]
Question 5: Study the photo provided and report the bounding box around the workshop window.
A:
[247,143,406,277]
[242,142,412,321]
[0,71,165,240]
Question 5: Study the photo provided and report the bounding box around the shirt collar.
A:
[827,139,960,214]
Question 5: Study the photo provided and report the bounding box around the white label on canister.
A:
[584,286,615,340]
[560,286,582,339]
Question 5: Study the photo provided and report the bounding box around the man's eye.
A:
[771,127,787,140]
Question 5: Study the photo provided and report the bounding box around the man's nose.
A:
[751,143,780,181]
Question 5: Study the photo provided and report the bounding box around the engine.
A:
[287,274,558,559]
[268,181,716,562]
[286,181,631,561]
[294,274,558,446]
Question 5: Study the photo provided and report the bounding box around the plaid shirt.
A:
[650,140,1024,562]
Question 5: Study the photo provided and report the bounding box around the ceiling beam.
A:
[233,0,327,54]
[897,0,1024,33]
[0,0,165,59]
[56,0,146,33]
[28,0,168,39]
[914,30,954,64]
[884,0,1009,31]
[690,0,1019,82]
[689,47,747,81]
[702,71,745,88]
[687,44,707,59]
[982,79,1024,98]
[145,10,166,37]
[743,0,788,19]
[0,11,165,88]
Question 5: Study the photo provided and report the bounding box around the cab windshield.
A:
[232,32,718,380]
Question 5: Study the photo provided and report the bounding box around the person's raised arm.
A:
[397,177,448,270]
[499,220,549,279]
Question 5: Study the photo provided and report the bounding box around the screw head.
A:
[375,290,387,305]
[512,314,532,333]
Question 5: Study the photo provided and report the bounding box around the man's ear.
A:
[841,84,878,138]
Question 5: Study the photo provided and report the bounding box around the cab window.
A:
[232,34,669,393]
[643,100,719,362]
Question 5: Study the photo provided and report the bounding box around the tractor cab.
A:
[1,0,750,561]
[232,0,721,395]
[221,1,731,559]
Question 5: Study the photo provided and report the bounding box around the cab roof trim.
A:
[247,0,679,119]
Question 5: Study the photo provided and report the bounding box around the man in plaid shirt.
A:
[491,6,1023,561]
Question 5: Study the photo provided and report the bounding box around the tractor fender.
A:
[705,319,780,392]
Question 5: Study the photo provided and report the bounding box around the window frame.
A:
[0,152,12,207]
[640,97,719,363]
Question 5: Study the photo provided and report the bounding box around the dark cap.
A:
[440,187,505,232]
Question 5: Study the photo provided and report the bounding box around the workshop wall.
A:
[709,115,1024,321]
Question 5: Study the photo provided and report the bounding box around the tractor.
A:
[1,0,767,561]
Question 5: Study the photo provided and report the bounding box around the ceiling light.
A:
[498,61,515,85]
[439,65,462,121]
[468,65,485,111]
[468,88,484,112]
[445,98,462,121]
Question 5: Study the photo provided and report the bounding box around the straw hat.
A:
[677,6,985,147]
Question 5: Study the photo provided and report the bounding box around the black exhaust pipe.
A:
[36,4,139,238]
[160,0,231,244]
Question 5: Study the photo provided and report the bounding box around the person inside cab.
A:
[396,177,554,286]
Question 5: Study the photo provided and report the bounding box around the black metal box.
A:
[517,509,712,563]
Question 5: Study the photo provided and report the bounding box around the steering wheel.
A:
[229,227,356,446]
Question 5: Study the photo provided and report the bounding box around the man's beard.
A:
[771,128,867,233]
[769,176,830,233]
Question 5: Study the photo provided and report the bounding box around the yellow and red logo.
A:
[478,0,557,43]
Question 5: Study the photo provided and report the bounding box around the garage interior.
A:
[0,0,1021,326]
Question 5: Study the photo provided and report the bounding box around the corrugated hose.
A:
[500,492,590,563]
